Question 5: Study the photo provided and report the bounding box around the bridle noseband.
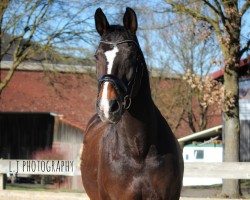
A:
[97,39,143,110]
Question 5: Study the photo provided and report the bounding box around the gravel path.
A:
[0,190,89,200]
[0,190,246,200]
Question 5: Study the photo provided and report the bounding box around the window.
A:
[194,150,204,159]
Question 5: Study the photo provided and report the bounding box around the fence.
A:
[0,160,80,190]
[1,161,250,194]
[184,162,250,179]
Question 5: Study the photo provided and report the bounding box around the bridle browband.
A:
[99,40,141,49]
[97,39,143,110]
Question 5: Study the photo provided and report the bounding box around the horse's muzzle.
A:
[96,75,132,123]
[96,99,123,123]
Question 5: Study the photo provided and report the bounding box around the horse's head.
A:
[94,7,144,124]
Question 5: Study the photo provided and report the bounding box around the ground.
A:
[181,186,222,198]
[182,186,250,199]
[1,184,250,199]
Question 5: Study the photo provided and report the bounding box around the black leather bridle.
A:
[97,39,143,110]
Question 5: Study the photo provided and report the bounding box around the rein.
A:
[98,39,143,110]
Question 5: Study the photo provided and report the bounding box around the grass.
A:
[6,184,84,193]
[183,184,222,189]
[241,180,250,187]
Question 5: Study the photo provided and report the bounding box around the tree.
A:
[0,0,102,93]
[143,11,221,135]
[165,0,250,197]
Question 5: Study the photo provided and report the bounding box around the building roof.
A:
[210,55,250,80]
[1,61,95,74]
[184,143,222,147]
[178,125,222,144]
[0,69,97,130]
[2,61,180,79]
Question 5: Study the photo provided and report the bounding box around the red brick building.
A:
[0,62,97,130]
[0,61,223,138]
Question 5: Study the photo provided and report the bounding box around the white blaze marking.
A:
[100,46,119,118]
[106,46,119,74]
[101,82,110,118]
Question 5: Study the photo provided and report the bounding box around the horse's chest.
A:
[99,143,175,199]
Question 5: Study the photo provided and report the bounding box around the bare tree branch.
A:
[0,0,105,92]
[203,0,220,16]
[240,39,250,57]
[240,1,250,16]
[204,0,227,27]
[165,0,217,27]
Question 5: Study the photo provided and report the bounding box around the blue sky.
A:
[79,1,250,74]
[3,0,250,75]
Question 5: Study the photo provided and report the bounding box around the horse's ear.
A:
[123,7,137,34]
[95,8,109,36]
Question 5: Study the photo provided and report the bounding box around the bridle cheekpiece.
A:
[97,39,143,110]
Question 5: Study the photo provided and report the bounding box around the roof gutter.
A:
[178,125,222,143]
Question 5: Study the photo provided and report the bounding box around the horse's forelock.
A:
[101,25,133,42]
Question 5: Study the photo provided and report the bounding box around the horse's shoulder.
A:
[85,114,101,132]
[84,114,106,144]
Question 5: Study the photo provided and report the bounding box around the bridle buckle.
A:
[123,95,132,110]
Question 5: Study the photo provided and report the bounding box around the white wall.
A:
[183,144,223,186]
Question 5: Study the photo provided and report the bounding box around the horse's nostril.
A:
[109,100,120,113]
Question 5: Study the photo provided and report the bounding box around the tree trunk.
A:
[222,55,241,198]
[164,0,248,197]
[0,0,11,95]
[220,1,241,196]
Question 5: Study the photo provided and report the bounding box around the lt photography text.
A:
[9,160,74,175]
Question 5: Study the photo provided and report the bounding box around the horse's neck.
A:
[116,69,158,160]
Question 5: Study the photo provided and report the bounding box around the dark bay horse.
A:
[81,7,183,200]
